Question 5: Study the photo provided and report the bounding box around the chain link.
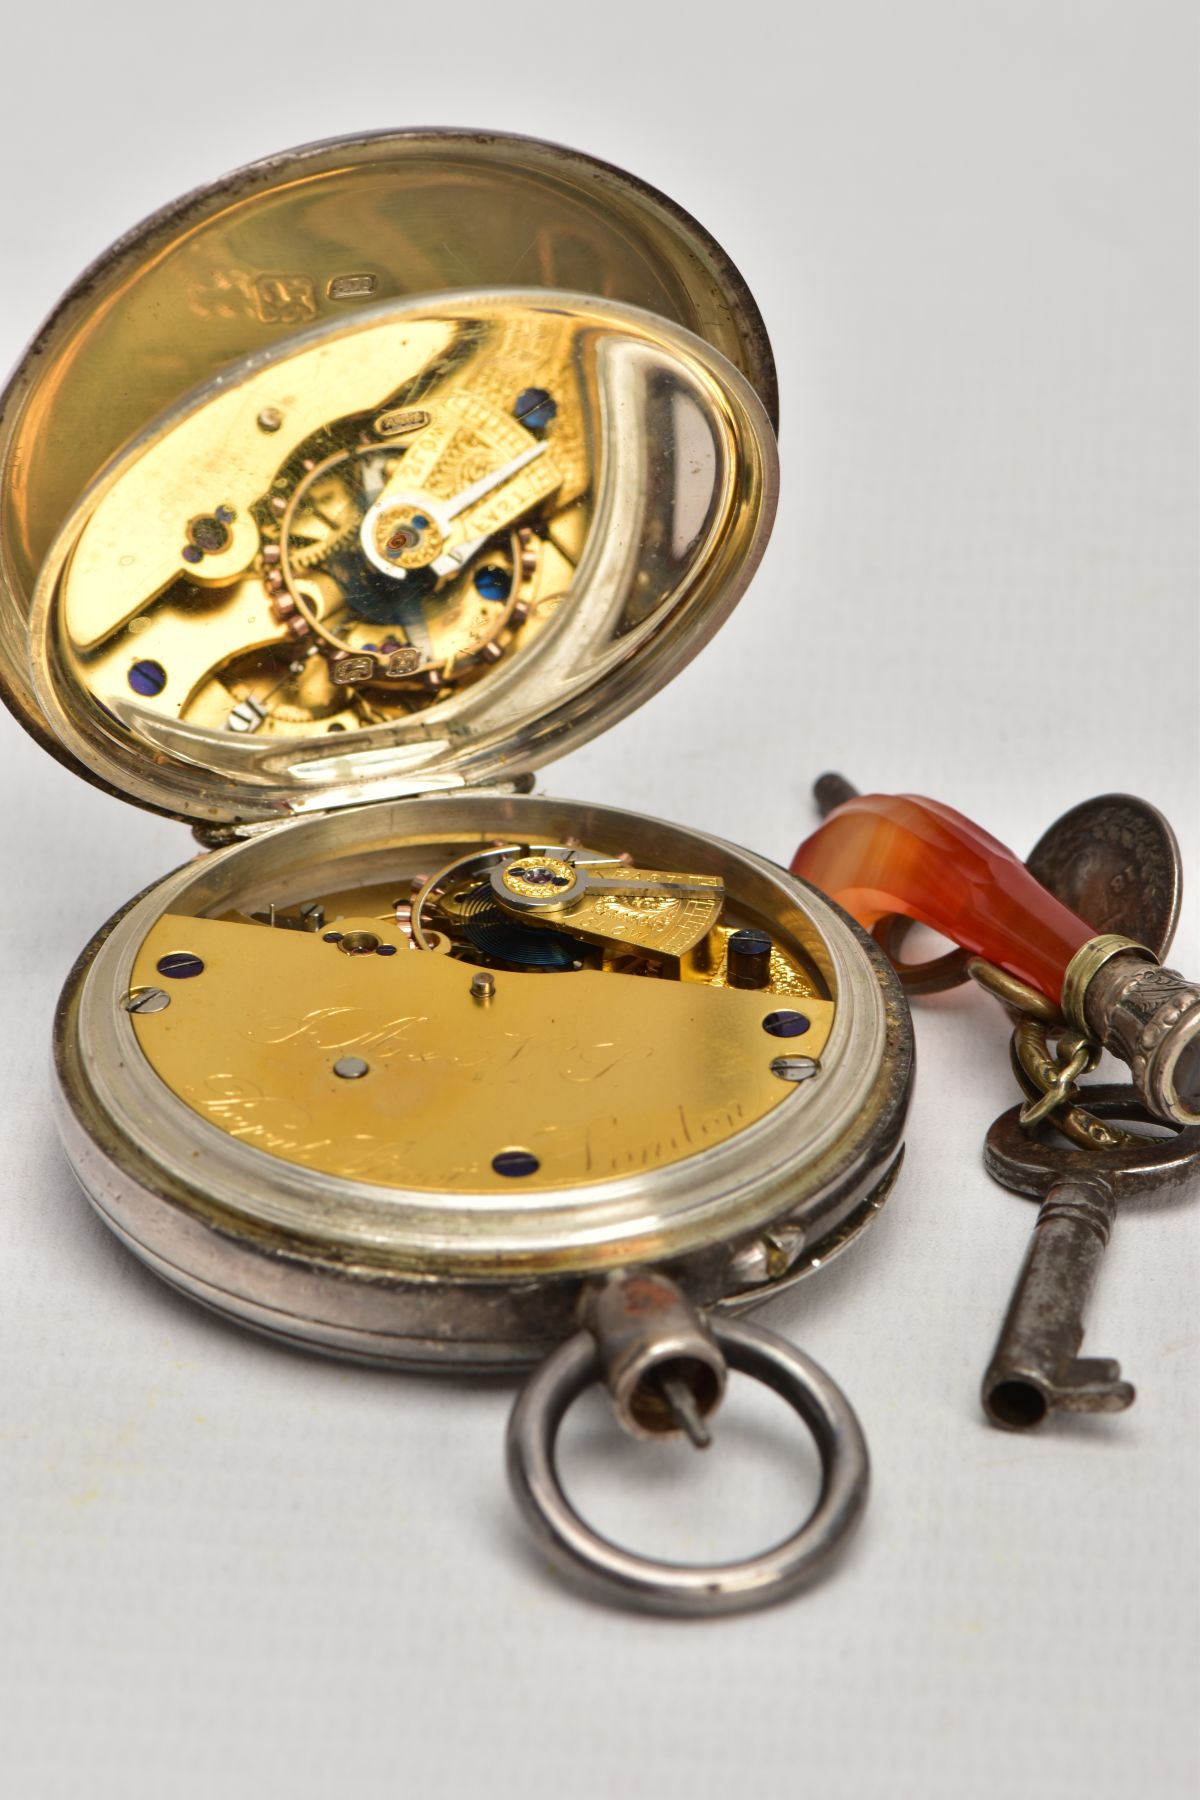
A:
[965,958,1140,1151]
[1009,1016,1140,1151]
[1015,1027,1098,1128]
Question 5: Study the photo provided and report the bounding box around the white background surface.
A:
[1,4,1196,1796]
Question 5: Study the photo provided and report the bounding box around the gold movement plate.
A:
[56,307,590,739]
[126,842,833,1194]
[29,293,776,821]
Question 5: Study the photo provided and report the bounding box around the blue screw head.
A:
[156,952,205,979]
[762,1010,811,1038]
[128,659,167,696]
[474,564,512,602]
[514,387,557,431]
[492,1149,540,1178]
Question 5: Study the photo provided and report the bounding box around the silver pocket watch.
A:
[0,130,913,1615]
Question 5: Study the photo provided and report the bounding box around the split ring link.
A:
[1009,1017,1141,1151]
[1016,1029,1099,1130]
[965,959,1139,1153]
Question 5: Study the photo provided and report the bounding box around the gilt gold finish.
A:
[685,927,821,999]
[129,909,833,1192]
[55,790,907,1307]
[54,308,589,744]
[0,130,777,811]
[498,854,589,901]
[491,852,727,964]
[22,292,776,825]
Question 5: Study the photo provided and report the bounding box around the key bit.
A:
[981,1086,1200,1431]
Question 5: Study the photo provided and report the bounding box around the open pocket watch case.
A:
[0,130,913,1616]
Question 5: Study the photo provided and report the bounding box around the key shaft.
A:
[982,1175,1133,1430]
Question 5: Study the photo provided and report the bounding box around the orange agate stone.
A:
[791,794,1094,1004]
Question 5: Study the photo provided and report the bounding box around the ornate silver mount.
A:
[1073,952,1200,1128]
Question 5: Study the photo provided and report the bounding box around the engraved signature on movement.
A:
[190,1005,761,1186]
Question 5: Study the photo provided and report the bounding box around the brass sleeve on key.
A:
[1060,934,1157,1033]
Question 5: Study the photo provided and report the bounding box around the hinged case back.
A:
[0,130,779,824]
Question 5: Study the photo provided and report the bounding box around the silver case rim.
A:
[54,793,913,1370]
